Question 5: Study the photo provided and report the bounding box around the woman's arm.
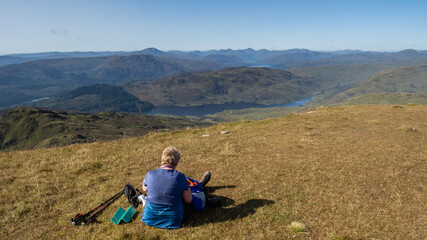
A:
[142,180,147,192]
[183,188,192,204]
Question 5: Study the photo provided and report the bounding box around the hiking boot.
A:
[206,195,222,207]
[199,171,211,187]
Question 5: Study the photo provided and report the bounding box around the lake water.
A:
[248,65,273,68]
[145,97,314,117]
[31,97,50,102]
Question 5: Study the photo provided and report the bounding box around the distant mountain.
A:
[4,48,427,109]
[145,48,426,68]
[328,64,427,103]
[0,54,223,107]
[0,57,106,107]
[132,48,178,58]
[183,48,341,66]
[262,50,337,68]
[0,107,211,151]
[0,51,126,67]
[23,84,154,114]
[0,47,217,67]
[125,67,316,106]
[0,56,27,66]
[320,49,427,66]
[89,54,221,83]
[3,48,427,68]
[201,48,271,63]
[267,49,427,69]
[175,48,427,69]
[203,54,245,66]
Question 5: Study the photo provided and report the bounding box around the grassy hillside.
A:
[289,61,427,105]
[289,64,387,105]
[125,67,316,106]
[342,93,427,105]
[0,108,210,151]
[1,105,426,239]
[329,65,427,103]
[23,84,154,114]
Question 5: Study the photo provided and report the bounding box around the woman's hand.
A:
[142,180,147,192]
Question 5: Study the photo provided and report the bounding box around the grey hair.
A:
[161,147,181,167]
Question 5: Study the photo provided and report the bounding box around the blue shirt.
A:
[143,168,189,206]
[142,168,189,229]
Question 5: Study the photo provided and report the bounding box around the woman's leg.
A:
[182,203,193,224]
[199,171,211,188]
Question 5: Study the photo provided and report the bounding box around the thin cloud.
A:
[50,28,69,35]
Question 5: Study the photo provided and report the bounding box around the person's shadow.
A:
[186,185,275,227]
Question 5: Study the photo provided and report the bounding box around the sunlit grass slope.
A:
[329,64,427,104]
[206,106,309,122]
[342,93,427,106]
[1,105,426,239]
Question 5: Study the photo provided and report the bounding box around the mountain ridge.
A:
[0,54,223,108]
[22,84,154,114]
[125,67,316,106]
[3,48,427,68]
[3,48,427,109]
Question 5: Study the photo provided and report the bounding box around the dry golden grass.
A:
[1,105,426,239]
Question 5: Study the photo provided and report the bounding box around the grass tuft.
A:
[91,162,103,170]
[398,126,417,132]
[288,221,307,233]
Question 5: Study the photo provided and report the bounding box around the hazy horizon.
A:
[2,47,426,56]
[1,0,427,55]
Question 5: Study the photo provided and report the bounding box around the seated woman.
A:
[141,147,192,229]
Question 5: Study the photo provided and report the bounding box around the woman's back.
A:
[144,168,188,205]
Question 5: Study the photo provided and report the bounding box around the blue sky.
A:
[1,0,427,54]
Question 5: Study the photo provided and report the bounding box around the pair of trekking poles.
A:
[71,184,141,226]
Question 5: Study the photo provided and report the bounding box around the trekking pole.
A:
[81,190,124,225]
[71,190,124,226]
